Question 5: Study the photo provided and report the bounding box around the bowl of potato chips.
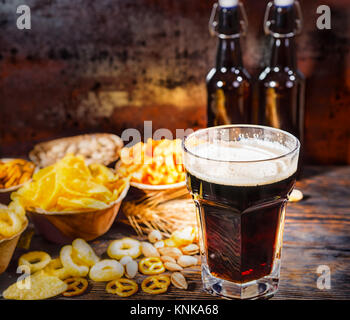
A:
[12,154,129,244]
[116,138,186,190]
[0,201,28,274]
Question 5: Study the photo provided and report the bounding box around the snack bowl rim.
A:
[27,181,130,216]
[130,181,186,191]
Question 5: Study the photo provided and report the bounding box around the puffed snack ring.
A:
[107,238,141,260]
[139,257,165,275]
[89,259,124,282]
[60,245,89,277]
[141,275,170,295]
[72,238,100,267]
[62,277,89,297]
[43,258,71,280]
[18,251,51,274]
[106,278,138,297]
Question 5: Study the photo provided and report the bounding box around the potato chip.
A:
[2,271,67,300]
[12,154,128,212]
[117,139,185,186]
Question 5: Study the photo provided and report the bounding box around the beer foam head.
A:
[184,139,298,186]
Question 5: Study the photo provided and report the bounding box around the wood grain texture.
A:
[0,166,349,299]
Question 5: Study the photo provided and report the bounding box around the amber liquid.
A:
[187,172,295,283]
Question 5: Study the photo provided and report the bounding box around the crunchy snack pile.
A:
[117,138,185,185]
[30,134,123,167]
[2,227,200,299]
[0,159,35,189]
[0,200,28,239]
[12,154,128,212]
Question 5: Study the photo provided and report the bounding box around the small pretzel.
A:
[106,278,138,297]
[62,277,89,297]
[141,275,170,294]
[139,257,165,275]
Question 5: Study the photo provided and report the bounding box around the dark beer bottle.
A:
[207,0,251,127]
[258,0,305,142]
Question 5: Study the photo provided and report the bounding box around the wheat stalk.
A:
[121,187,197,236]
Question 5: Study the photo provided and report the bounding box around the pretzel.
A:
[141,275,170,294]
[18,251,51,274]
[62,277,88,297]
[139,257,165,275]
[106,278,138,297]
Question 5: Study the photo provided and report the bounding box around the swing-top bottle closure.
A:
[264,1,303,38]
[209,1,248,39]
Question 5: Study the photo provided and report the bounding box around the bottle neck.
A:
[268,4,297,69]
[216,38,243,69]
[270,37,296,69]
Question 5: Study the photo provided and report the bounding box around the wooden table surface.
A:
[1,166,349,300]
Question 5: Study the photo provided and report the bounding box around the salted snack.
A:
[141,242,160,257]
[62,277,89,297]
[44,258,71,280]
[0,200,27,239]
[141,275,170,294]
[106,278,138,297]
[171,272,188,290]
[18,251,51,274]
[29,133,123,168]
[139,257,165,275]
[60,245,89,277]
[3,271,67,300]
[89,259,124,282]
[107,237,141,260]
[289,188,304,202]
[72,238,100,267]
[117,138,185,185]
[125,260,138,279]
[12,154,127,212]
[0,159,35,189]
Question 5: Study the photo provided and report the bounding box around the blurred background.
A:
[0,0,349,164]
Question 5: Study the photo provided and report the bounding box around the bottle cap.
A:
[274,0,294,7]
[219,0,238,8]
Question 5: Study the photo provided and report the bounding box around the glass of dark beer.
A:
[182,125,300,299]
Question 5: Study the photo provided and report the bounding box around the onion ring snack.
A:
[89,259,124,282]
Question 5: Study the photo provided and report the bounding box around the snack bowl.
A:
[29,133,123,168]
[0,158,37,205]
[0,209,28,274]
[27,183,130,245]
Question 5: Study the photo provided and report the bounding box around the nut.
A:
[141,242,160,257]
[164,262,183,272]
[125,260,138,279]
[160,256,176,264]
[119,256,133,266]
[148,230,162,243]
[289,189,303,202]
[154,241,165,249]
[177,255,197,268]
[181,244,199,255]
[158,247,183,260]
[171,272,188,290]
[193,255,201,265]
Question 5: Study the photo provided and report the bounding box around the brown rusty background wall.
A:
[0,0,349,164]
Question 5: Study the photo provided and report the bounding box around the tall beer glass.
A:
[182,125,300,299]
